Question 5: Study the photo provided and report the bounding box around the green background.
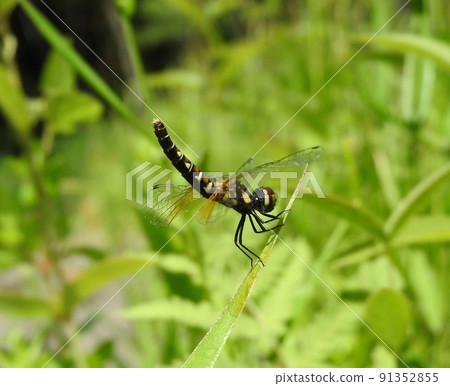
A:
[0,0,449,367]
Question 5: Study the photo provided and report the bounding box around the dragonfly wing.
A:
[236,157,255,174]
[196,192,229,224]
[141,184,200,227]
[237,146,323,179]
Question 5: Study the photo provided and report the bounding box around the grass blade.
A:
[183,264,262,368]
[356,33,450,72]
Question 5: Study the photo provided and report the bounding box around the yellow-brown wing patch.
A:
[196,191,228,224]
[142,185,198,227]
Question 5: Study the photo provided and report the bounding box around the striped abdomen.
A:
[153,119,213,198]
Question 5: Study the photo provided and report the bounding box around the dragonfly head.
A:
[253,187,277,213]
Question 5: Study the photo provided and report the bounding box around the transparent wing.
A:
[236,146,323,179]
[236,157,255,174]
[141,184,200,227]
[196,191,229,224]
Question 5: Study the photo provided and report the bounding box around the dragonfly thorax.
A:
[252,187,277,214]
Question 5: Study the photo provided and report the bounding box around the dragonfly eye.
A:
[253,187,277,213]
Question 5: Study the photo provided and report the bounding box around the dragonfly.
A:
[144,119,322,265]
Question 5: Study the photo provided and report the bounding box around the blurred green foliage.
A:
[0,0,449,368]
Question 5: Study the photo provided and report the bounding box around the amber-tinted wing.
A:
[142,184,200,227]
[196,190,229,224]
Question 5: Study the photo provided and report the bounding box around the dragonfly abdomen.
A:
[153,119,213,198]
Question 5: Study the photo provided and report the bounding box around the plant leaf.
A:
[356,33,450,72]
[365,288,411,352]
[0,0,18,15]
[384,162,450,237]
[282,303,358,367]
[114,0,136,17]
[183,263,263,367]
[331,243,384,269]
[303,194,386,240]
[393,215,450,246]
[153,254,202,285]
[332,215,450,269]
[0,293,53,317]
[122,297,217,329]
[67,255,153,305]
[40,49,76,97]
[47,91,104,134]
[0,63,32,133]
[256,240,310,336]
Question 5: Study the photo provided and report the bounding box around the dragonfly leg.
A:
[248,213,270,233]
[234,214,264,266]
[250,212,284,233]
[260,209,290,222]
